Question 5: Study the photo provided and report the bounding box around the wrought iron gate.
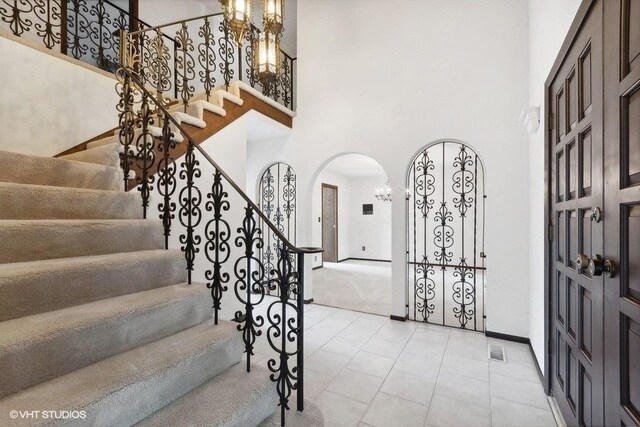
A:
[259,162,297,296]
[406,141,486,330]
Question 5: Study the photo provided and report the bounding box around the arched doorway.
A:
[406,141,486,330]
[309,153,392,316]
[258,162,296,296]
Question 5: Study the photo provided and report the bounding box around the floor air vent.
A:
[488,344,506,362]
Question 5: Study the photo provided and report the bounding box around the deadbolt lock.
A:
[591,207,602,223]
[588,254,616,278]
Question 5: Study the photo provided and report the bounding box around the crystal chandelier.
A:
[375,180,393,202]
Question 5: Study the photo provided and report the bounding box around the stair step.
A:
[138,364,278,427]
[0,282,212,398]
[59,142,122,168]
[0,219,165,263]
[0,320,243,427]
[86,134,119,150]
[0,249,186,321]
[0,150,120,191]
[0,182,141,220]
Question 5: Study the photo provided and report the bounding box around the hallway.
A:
[251,303,557,427]
[312,260,392,316]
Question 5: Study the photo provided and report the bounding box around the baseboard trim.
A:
[529,342,545,385]
[390,314,408,322]
[338,257,392,263]
[312,266,323,270]
[484,330,530,344]
[304,298,314,304]
[337,258,350,263]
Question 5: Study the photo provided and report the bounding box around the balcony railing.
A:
[1,1,296,110]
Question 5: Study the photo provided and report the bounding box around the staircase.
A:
[0,150,281,425]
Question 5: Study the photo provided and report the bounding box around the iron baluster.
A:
[116,69,134,191]
[204,169,230,325]
[197,16,217,102]
[175,21,195,111]
[218,16,234,89]
[266,245,300,426]
[157,110,177,249]
[135,91,155,218]
[0,0,34,37]
[234,204,265,371]
[178,140,202,284]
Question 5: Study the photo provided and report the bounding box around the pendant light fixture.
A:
[262,0,284,36]
[220,0,252,45]
[255,30,279,82]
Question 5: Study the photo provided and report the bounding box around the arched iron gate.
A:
[259,162,297,296]
[406,141,486,330]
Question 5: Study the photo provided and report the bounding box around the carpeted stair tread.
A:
[0,219,165,263]
[0,249,186,321]
[0,320,243,427]
[137,364,278,427]
[0,282,212,398]
[59,142,122,168]
[0,182,141,220]
[86,134,119,150]
[0,150,120,191]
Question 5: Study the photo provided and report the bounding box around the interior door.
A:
[547,1,605,425]
[603,1,640,426]
[322,184,338,263]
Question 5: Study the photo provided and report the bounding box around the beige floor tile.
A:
[326,368,384,404]
[314,390,369,427]
[434,371,491,408]
[379,369,435,406]
[426,394,492,427]
[347,351,396,378]
[491,397,556,427]
[440,353,490,382]
[490,373,549,410]
[361,392,428,427]
[306,349,352,377]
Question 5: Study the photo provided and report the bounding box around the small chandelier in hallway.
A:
[220,0,252,45]
[375,180,392,202]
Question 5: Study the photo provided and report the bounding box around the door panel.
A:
[321,184,338,263]
[603,1,640,425]
[548,1,604,425]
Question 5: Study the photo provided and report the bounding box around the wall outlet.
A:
[314,255,318,261]
[318,217,321,222]
[362,246,366,251]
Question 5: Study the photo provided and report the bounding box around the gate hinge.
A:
[547,224,553,242]
[547,112,553,131]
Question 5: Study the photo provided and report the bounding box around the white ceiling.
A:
[322,154,387,177]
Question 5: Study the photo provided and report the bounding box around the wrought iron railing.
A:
[124,15,296,110]
[1,2,295,110]
[117,64,314,425]
[0,0,167,73]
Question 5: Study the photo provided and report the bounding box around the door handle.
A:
[576,254,590,270]
[588,254,616,278]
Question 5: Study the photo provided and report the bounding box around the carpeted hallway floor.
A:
[312,260,392,316]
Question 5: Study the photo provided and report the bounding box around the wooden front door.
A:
[548,1,640,425]
[603,0,640,426]
[322,184,338,263]
[547,1,605,424]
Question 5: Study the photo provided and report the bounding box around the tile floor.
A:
[250,302,558,427]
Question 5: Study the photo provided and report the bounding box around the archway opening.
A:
[406,141,486,331]
[310,154,392,316]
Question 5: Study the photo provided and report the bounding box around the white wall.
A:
[284,0,532,337]
[347,175,392,262]
[0,36,118,156]
[527,0,580,370]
